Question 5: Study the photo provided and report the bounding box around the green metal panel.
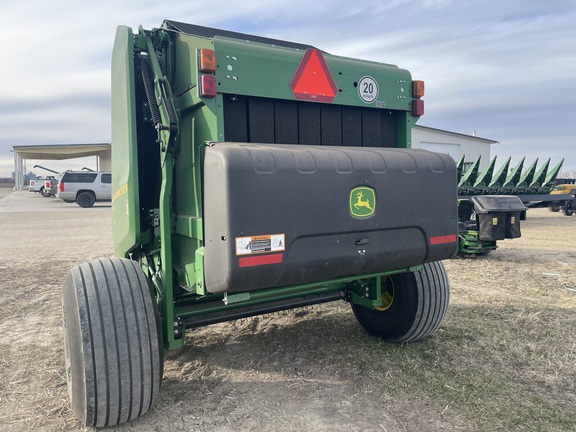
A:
[516,158,538,188]
[111,26,140,257]
[170,32,219,294]
[456,156,465,180]
[489,157,511,188]
[529,158,550,189]
[542,159,564,190]
[474,156,497,189]
[172,33,217,117]
[398,111,418,148]
[458,156,481,190]
[213,37,414,112]
[503,157,525,188]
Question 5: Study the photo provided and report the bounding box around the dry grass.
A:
[352,303,576,431]
[0,196,575,431]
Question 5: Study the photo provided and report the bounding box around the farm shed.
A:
[412,125,497,172]
[11,143,111,189]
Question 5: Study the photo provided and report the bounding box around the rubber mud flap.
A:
[203,143,458,293]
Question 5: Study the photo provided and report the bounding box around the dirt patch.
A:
[0,192,575,431]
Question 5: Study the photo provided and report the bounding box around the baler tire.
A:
[351,261,449,343]
[62,258,163,427]
[76,191,96,208]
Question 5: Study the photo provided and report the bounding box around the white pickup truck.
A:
[28,176,55,195]
[42,174,62,197]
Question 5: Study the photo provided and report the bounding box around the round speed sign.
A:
[357,76,379,104]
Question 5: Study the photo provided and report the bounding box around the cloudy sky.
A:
[1,0,575,177]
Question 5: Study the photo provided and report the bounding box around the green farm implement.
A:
[61,20,460,426]
[456,156,574,255]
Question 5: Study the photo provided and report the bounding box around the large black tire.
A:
[76,191,96,208]
[352,261,449,343]
[562,206,574,216]
[62,258,163,427]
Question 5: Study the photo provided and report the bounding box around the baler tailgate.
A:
[203,142,458,293]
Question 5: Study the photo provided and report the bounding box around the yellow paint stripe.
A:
[112,183,128,203]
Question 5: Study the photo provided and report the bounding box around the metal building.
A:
[412,125,497,172]
[12,143,111,190]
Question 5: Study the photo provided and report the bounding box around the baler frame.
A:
[62,21,458,427]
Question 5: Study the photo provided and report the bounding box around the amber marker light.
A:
[199,48,216,73]
[413,80,425,98]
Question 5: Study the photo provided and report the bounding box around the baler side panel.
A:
[171,34,220,292]
[111,26,141,257]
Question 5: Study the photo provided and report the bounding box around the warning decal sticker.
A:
[235,234,286,256]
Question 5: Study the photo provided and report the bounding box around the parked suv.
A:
[56,171,111,208]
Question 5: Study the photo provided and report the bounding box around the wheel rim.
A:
[375,276,395,311]
[79,194,93,206]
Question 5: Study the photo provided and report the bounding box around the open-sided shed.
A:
[12,143,111,188]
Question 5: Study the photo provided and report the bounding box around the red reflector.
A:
[200,74,217,98]
[412,99,424,116]
[430,234,457,245]
[239,253,283,268]
[290,48,337,103]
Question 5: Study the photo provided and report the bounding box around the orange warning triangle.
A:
[290,49,337,103]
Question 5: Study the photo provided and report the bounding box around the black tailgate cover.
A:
[203,143,457,293]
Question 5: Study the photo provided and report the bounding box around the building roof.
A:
[414,125,498,144]
[12,143,110,160]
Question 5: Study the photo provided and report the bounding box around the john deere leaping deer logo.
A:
[350,186,376,218]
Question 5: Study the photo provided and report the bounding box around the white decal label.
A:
[236,234,286,255]
[358,76,379,103]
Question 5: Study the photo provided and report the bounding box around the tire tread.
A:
[351,261,450,343]
[62,257,162,427]
[398,261,449,343]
